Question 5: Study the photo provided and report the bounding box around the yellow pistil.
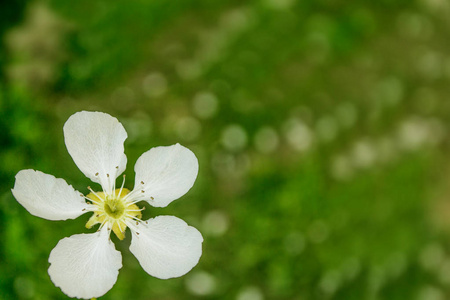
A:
[85,188,142,240]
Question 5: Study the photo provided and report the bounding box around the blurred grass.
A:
[1,0,450,299]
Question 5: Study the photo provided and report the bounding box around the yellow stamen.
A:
[85,188,142,240]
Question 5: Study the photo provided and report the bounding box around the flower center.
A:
[104,197,125,219]
[85,188,143,240]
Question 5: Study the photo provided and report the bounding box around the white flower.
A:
[11,111,203,299]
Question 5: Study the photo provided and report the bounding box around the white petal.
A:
[133,143,198,207]
[48,228,122,299]
[63,111,127,192]
[130,215,203,279]
[12,169,89,221]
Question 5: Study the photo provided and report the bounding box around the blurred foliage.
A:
[2,0,450,299]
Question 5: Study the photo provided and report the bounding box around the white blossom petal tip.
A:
[12,169,89,221]
[130,216,203,279]
[48,228,122,299]
[63,111,128,193]
[133,143,199,207]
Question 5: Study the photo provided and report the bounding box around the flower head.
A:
[12,111,203,299]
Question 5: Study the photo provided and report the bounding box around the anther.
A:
[136,221,139,225]
[82,208,86,211]
[95,172,99,176]
[136,232,140,235]
[141,181,144,185]
[141,190,145,193]
[115,166,119,169]
[150,197,154,200]
[107,174,110,177]
[145,221,148,225]
[96,214,100,217]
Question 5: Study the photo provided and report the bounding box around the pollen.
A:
[85,188,143,240]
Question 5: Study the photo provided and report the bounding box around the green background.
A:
[1,0,450,299]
